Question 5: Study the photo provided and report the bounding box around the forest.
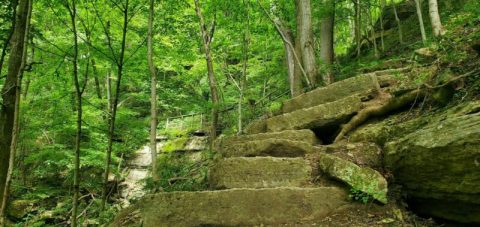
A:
[0,0,479,226]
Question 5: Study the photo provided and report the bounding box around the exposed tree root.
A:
[334,69,478,143]
[334,90,422,143]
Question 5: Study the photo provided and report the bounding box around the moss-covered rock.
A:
[267,96,363,132]
[313,153,388,204]
[7,200,36,220]
[281,74,378,114]
[384,108,480,223]
[209,157,312,189]
[219,139,315,158]
[244,117,268,134]
[215,129,320,152]
[140,187,349,226]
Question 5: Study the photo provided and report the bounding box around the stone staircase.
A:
[136,73,405,226]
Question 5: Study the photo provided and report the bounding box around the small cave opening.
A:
[311,123,343,145]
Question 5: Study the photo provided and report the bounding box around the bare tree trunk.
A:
[355,0,361,57]
[0,0,18,78]
[368,1,379,58]
[379,0,386,52]
[320,0,335,84]
[238,0,250,135]
[392,2,404,44]
[284,31,302,97]
[65,0,84,226]
[428,0,444,37]
[194,0,220,146]
[91,59,102,99]
[0,0,31,215]
[257,0,310,93]
[147,0,158,182]
[295,0,318,86]
[414,0,427,43]
[101,0,130,210]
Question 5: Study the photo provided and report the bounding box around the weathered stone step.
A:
[209,157,312,189]
[218,139,315,158]
[281,74,378,114]
[267,95,363,132]
[215,129,320,152]
[140,187,349,226]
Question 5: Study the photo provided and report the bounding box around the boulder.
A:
[214,129,319,152]
[7,200,36,220]
[209,157,312,189]
[385,111,480,223]
[281,74,378,114]
[312,153,388,204]
[267,96,363,132]
[183,136,208,151]
[218,139,315,158]
[141,187,349,226]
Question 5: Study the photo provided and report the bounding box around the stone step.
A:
[281,74,379,114]
[215,129,320,152]
[209,157,312,189]
[140,187,349,226]
[218,139,315,158]
[267,95,363,132]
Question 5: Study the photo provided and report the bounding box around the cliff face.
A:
[350,101,480,223]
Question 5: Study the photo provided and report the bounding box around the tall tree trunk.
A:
[101,0,130,210]
[91,59,102,99]
[238,0,250,135]
[257,0,309,94]
[295,0,318,86]
[379,0,386,52]
[355,0,361,57]
[428,0,444,37]
[320,0,335,84]
[392,2,404,44]
[147,0,158,182]
[414,0,427,43]
[0,0,32,223]
[284,30,302,97]
[0,0,31,213]
[0,0,18,78]
[368,1,379,58]
[65,0,83,226]
[194,0,220,146]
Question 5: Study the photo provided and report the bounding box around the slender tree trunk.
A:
[147,0,158,181]
[414,0,427,43]
[65,0,83,226]
[0,0,18,78]
[238,0,250,135]
[355,0,362,57]
[257,0,310,93]
[379,0,386,52]
[320,0,335,84]
[368,2,379,58]
[428,0,444,37]
[91,59,102,99]
[194,0,220,146]
[392,2,404,44]
[0,0,31,214]
[295,0,318,86]
[101,0,130,210]
[283,30,302,97]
